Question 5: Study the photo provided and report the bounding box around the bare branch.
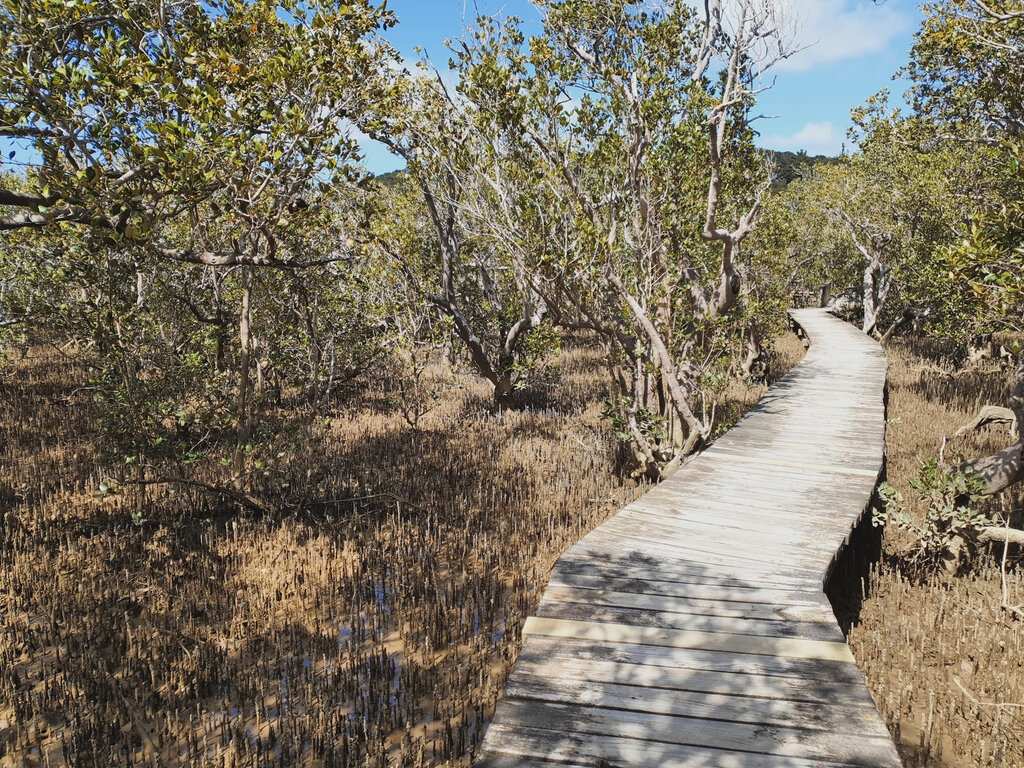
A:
[972,0,1024,21]
[125,476,269,515]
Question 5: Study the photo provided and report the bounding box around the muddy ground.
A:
[1,334,803,767]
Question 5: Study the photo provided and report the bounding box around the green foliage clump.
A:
[875,458,993,569]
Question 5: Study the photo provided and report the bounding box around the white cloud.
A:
[760,121,845,155]
[773,0,913,71]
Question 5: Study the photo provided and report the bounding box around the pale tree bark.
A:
[832,209,892,335]
[742,323,764,377]
[920,351,1024,573]
[695,0,790,326]
[956,405,1019,440]
[965,351,1024,495]
[426,0,795,471]
[977,526,1024,546]
[135,269,145,309]
[417,168,512,398]
[528,34,697,459]
[819,282,832,308]
[374,131,511,402]
[233,267,254,483]
[693,2,775,392]
[701,58,755,320]
[381,213,538,406]
[862,259,892,336]
[213,271,226,373]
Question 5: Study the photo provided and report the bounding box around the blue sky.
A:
[363,0,925,173]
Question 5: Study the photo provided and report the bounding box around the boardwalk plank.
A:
[479,725,884,768]
[490,699,902,767]
[522,616,855,661]
[599,513,828,552]
[540,584,835,621]
[576,530,828,575]
[535,600,846,641]
[514,637,874,695]
[504,675,887,735]
[580,530,832,573]
[556,550,821,589]
[547,571,830,606]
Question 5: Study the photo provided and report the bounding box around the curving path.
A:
[476,308,901,768]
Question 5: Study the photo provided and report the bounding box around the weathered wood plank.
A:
[514,637,875,699]
[504,675,887,735]
[479,724,883,768]
[651,474,877,506]
[491,698,902,766]
[629,495,865,531]
[541,584,835,621]
[623,505,851,542]
[579,529,833,573]
[598,512,829,552]
[576,529,829,574]
[556,549,821,590]
[698,450,882,478]
[547,571,830,606]
[535,601,845,642]
[522,616,854,660]
[647,479,878,512]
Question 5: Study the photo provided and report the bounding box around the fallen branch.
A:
[125,477,269,515]
[318,492,426,513]
[956,405,1019,440]
[977,525,1024,547]
[880,306,930,344]
[952,676,1024,709]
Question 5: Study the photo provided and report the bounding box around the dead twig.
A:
[320,492,426,512]
[999,511,1024,620]
[125,476,270,515]
[952,676,1024,710]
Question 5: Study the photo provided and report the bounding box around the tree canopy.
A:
[3,0,1020,501]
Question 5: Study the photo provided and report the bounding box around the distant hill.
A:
[372,168,407,187]
[372,154,838,191]
[763,150,842,187]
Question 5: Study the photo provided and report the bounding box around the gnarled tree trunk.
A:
[233,267,254,483]
[880,307,929,345]
[862,257,892,336]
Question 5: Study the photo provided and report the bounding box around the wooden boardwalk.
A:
[476,309,901,768]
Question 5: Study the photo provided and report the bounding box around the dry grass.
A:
[848,338,1024,768]
[0,332,804,768]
